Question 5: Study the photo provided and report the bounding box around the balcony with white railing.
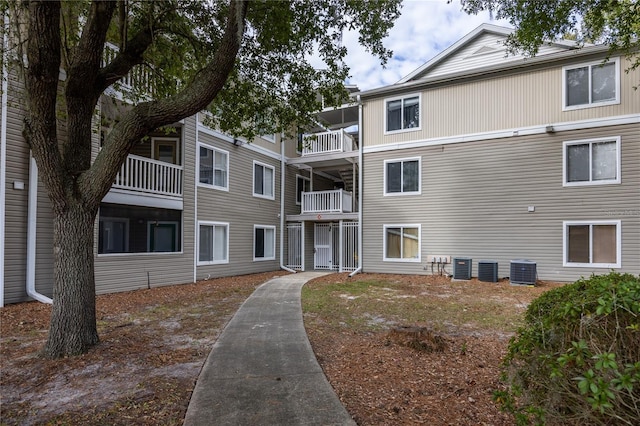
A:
[301,129,354,156]
[113,154,183,198]
[301,189,353,214]
[103,42,154,99]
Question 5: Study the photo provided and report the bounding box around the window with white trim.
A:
[385,94,420,133]
[253,161,275,199]
[199,145,229,190]
[296,175,311,205]
[254,225,276,261]
[563,137,620,186]
[198,221,229,264]
[98,218,129,254]
[261,133,276,143]
[563,220,621,267]
[384,157,421,195]
[384,225,421,262]
[563,58,619,110]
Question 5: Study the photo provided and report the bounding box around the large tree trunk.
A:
[42,205,99,358]
[24,0,248,359]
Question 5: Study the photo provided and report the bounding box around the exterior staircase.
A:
[338,167,358,210]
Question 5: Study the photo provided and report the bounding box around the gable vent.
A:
[510,260,536,285]
[470,45,498,56]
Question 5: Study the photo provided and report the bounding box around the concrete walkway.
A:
[183,272,356,426]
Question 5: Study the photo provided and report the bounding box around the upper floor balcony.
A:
[301,129,355,156]
[301,189,353,214]
[113,154,183,198]
[103,42,154,100]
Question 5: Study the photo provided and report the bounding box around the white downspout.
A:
[0,14,9,306]
[280,135,295,273]
[27,155,52,304]
[349,95,363,277]
[193,116,198,282]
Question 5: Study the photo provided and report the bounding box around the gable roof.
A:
[397,23,578,84]
[356,23,609,99]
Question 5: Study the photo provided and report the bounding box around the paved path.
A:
[183,272,356,426]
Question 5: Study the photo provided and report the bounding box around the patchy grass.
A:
[302,274,548,335]
[302,273,563,425]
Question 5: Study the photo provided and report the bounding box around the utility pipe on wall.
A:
[193,115,199,283]
[349,95,363,277]
[0,14,9,306]
[27,156,52,304]
[280,135,295,273]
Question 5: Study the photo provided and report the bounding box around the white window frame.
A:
[562,57,620,111]
[384,93,422,134]
[563,220,621,268]
[253,160,275,200]
[253,225,276,261]
[197,221,229,265]
[151,137,181,165]
[383,224,421,263]
[261,133,276,143]
[197,143,229,191]
[99,217,130,254]
[296,174,311,205]
[562,136,621,187]
[383,157,422,196]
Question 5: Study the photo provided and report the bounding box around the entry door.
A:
[314,223,332,270]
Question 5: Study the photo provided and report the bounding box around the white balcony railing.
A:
[103,42,154,97]
[113,154,183,197]
[301,189,352,214]
[301,129,354,156]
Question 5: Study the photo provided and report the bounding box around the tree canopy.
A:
[1,0,402,358]
[6,0,401,138]
[461,0,640,69]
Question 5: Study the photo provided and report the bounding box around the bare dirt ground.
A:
[1,271,560,425]
[303,273,561,425]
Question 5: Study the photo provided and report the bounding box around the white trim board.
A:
[363,114,640,154]
[197,124,282,161]
[103,189,184,210]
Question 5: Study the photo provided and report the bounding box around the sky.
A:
[332,0,510,91]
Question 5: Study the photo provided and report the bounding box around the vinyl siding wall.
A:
[93,117,196,294]
[361,123,640,281]
[3,72,31,303]
[3,70,57,303]
[363,56,640,148]
[422,32,568,79]
[195,127,282,279]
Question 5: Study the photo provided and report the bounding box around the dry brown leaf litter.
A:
[1,271,560,425]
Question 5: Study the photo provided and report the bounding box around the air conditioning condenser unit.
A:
[453,257,472,280]
[510,260,536,285]
[478,260,498,282]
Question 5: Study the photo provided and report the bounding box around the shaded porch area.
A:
[286,220,359,273]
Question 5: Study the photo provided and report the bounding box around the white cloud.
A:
[341,0,510,91]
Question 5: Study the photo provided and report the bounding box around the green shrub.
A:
[495,272,640,425]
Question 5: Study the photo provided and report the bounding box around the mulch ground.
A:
[1,271,559,425]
